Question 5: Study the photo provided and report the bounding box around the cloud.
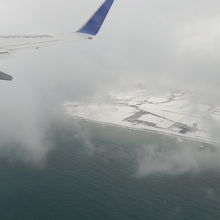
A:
[136,143,220,176]
[0,0,220,166]
[0,79,51,166]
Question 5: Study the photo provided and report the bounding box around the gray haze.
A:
[0,0,220,172]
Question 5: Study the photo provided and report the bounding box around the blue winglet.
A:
[77,0,114,36]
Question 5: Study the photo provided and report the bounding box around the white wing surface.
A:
[0,0,114,80]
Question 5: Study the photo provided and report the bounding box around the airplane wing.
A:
[0,0,114,81]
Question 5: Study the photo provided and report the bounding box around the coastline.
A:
[70,115,216,146]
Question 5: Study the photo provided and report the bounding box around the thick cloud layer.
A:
[0,0,220,166]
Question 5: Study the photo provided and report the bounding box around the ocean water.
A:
[0,119,220,220]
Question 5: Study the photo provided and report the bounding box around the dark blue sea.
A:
[0,118,220,220]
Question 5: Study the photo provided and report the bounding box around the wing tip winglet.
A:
[77,0,114,36]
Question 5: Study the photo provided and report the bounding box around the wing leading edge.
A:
[0,0,115,81]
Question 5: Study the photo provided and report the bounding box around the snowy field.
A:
[64,90,220,145]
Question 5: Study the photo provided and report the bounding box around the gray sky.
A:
[1,0,220,97]
[0,0,220,167]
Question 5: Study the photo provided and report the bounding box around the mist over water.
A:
[0,120,220,219]
[0,45,220,171]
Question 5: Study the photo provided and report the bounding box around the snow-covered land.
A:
[64,90,220,145]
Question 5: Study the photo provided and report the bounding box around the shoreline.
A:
[70,115,216,146]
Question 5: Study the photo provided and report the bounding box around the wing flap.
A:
[0,71,12,81]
